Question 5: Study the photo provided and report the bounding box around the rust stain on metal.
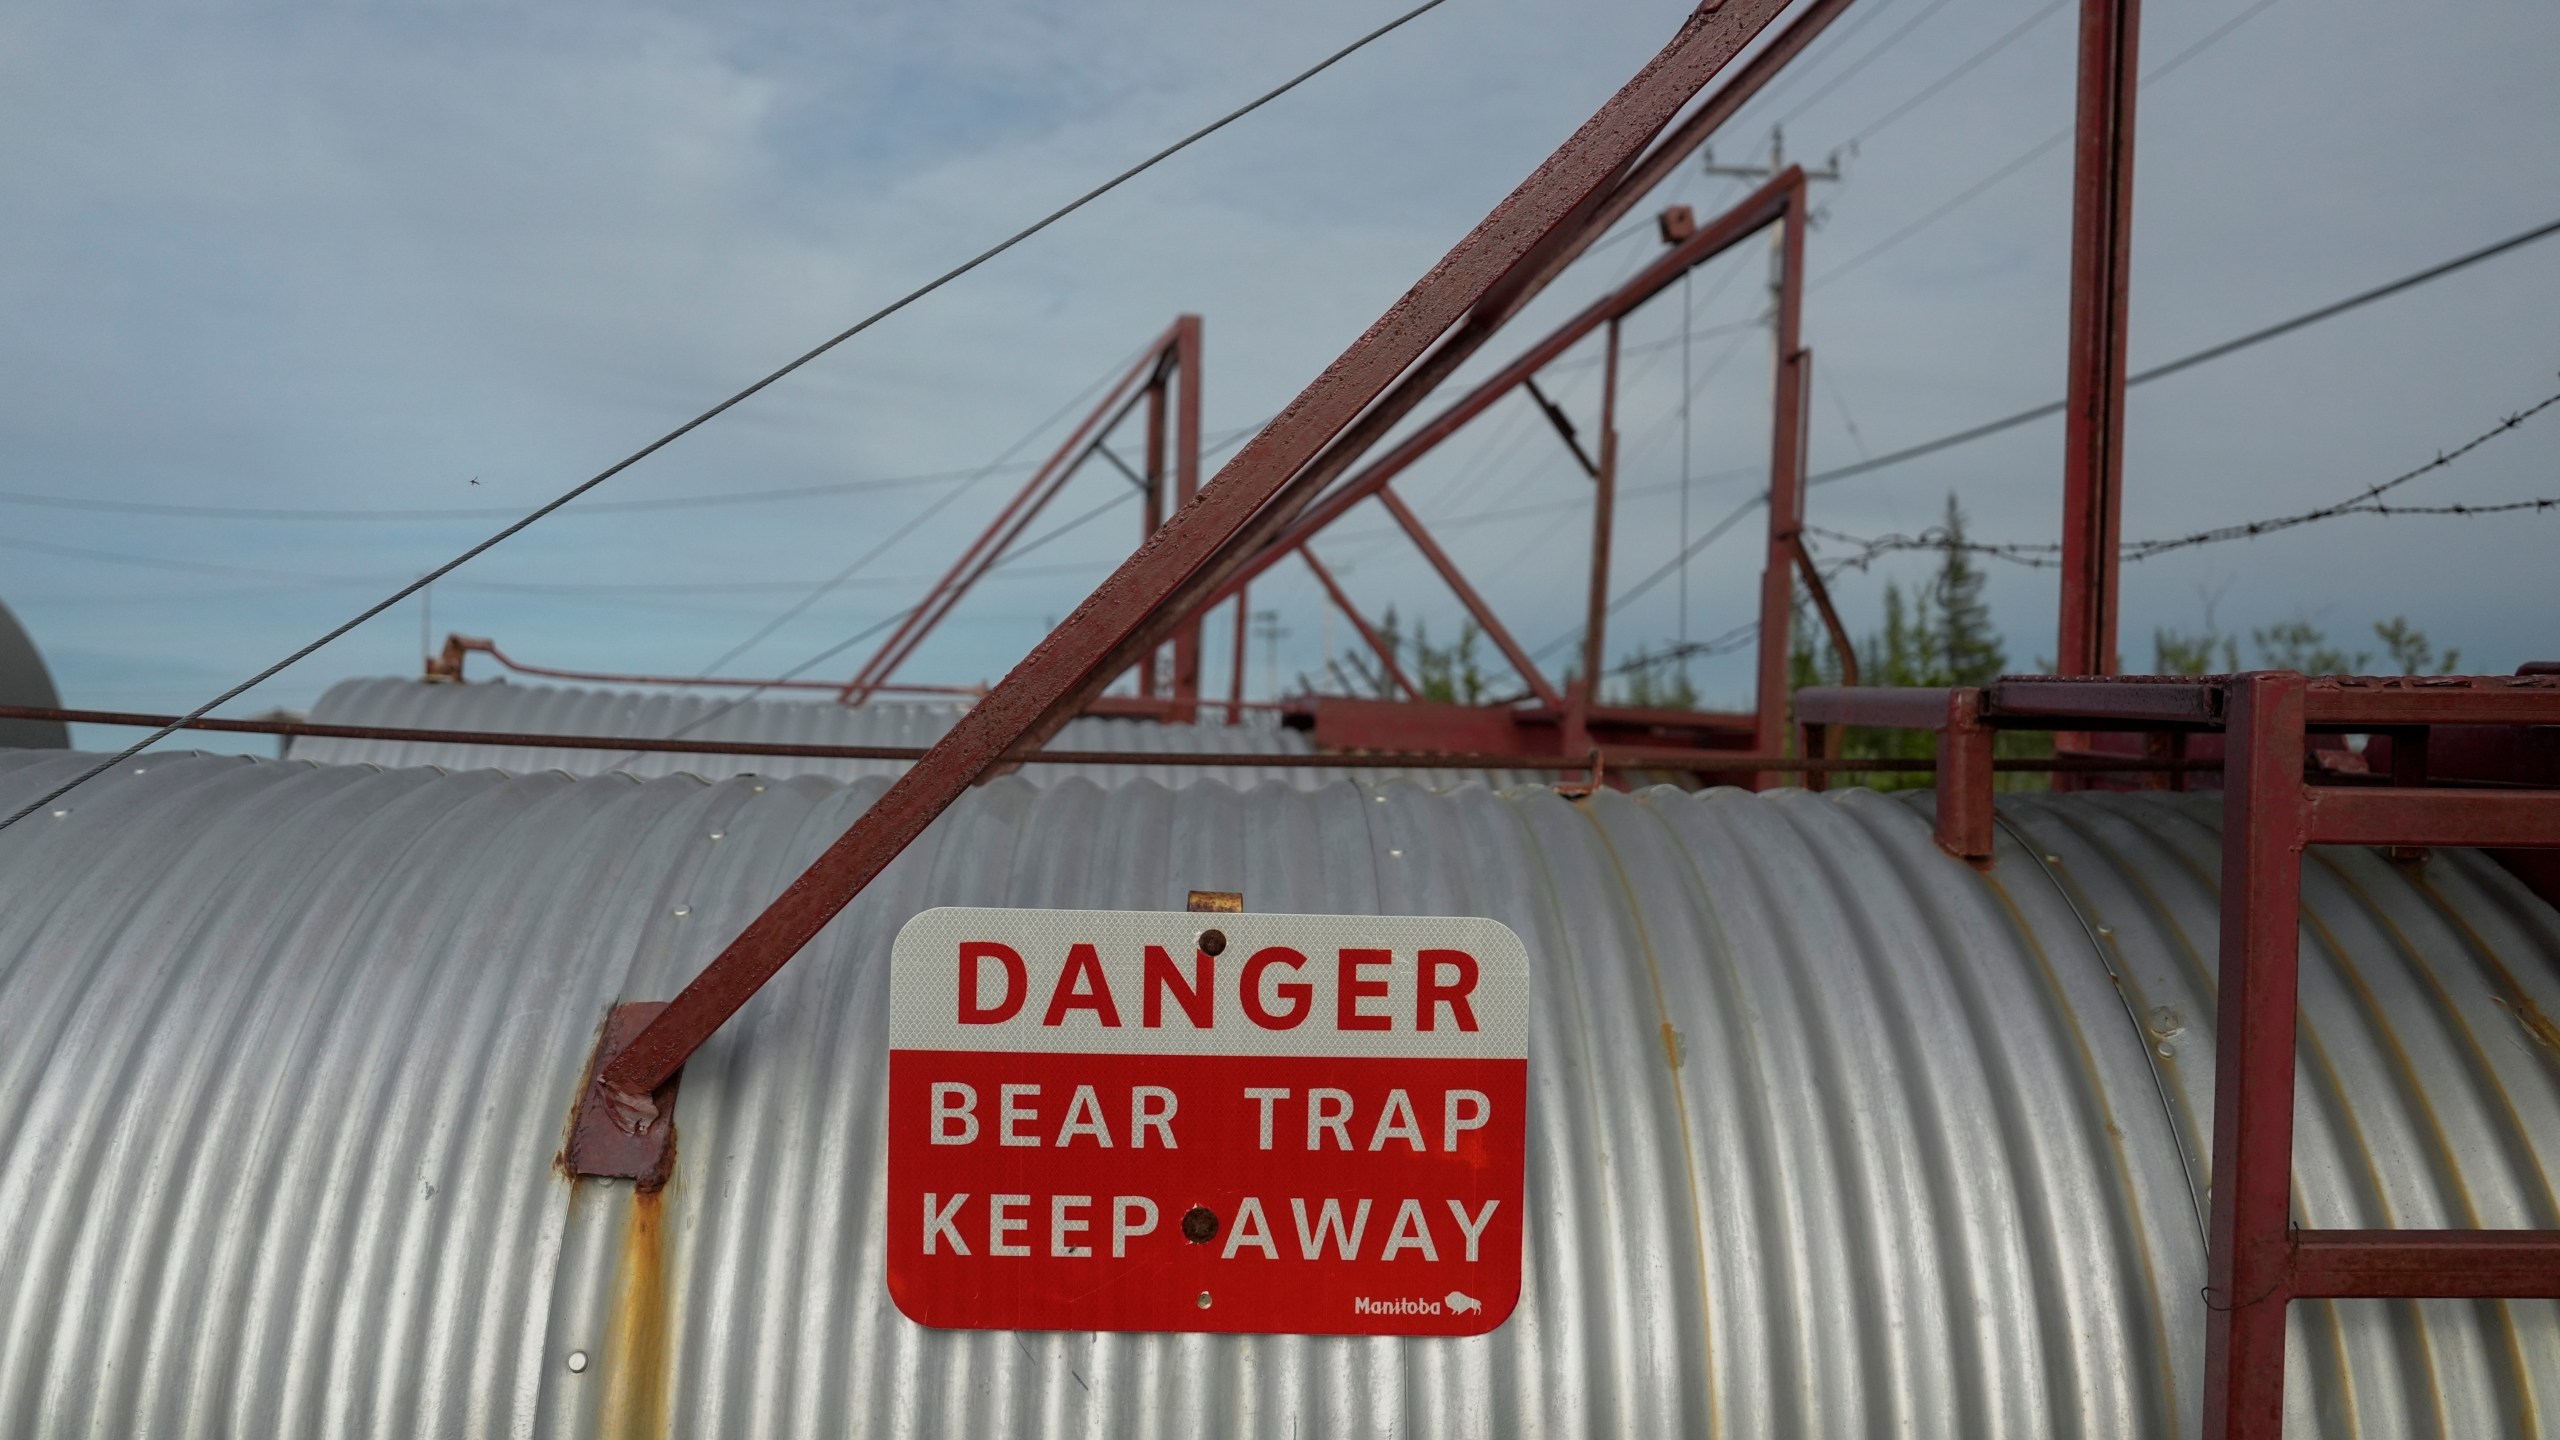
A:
[566,1003,681,1187]
[1184,889,1243,914]
[600,1187,675,1440]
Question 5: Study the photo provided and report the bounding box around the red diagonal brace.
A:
[583,0,1805,1135]
[1376,486,1563,711]
[839,317,1193,705]
[1299,546,1420,701]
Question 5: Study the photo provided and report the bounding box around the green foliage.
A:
[2372,616,2459,674]
[2144,612,2463,681]
[1783,495,2044,791]
[2151,626,2237,676]
[1414,620,1490,704]
[2252,618,2369,675]
[1928,495,2007,686]
[1337,609,1489,704]
[1609,646,1701,709]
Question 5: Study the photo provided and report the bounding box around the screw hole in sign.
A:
[883,906,1529,1336]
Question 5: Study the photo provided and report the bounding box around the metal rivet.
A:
[2044,854,2063,865]
[1197,929,1227,957]
[1195,1291,1213,1309]
[566,1350,589,1374]
[50,809,67,819]
[708,832,724,842]
[672,905,690,917]
[2156,1043,2175,1059]
[1388,848,1403,857]
[1181,1206,1220,1243]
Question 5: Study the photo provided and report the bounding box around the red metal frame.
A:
[1169,167,1813,767]
[2057,0,2140,680]
[1799,669,2560,1439]
[837,315,1203,708]
[572,0,1815,1162]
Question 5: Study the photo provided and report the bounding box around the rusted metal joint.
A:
[1933,688,1996,868]
[1555,748,1607,800]
[424,633,492,682]
[565,1002,683,1188]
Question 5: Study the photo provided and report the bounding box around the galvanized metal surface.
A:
[291,677,1517,790]
[1,752,2556,1436]
[0,600,66,751]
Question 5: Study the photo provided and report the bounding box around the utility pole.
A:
[1252,609,1287,702]
[1697,126,1840,680]
[1701,125,1842,359]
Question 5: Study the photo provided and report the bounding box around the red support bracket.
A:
[563,1002,682,1189]
[1935,688,1995,865]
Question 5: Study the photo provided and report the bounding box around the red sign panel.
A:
[885,907,1529,1336]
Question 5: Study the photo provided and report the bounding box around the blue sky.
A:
[3,0,2555,750]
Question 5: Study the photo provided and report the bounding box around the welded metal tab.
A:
[566,1002,681,1187]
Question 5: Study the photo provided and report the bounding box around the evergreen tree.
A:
[2373,616,2459,674]
[2253,618,2368,675]
[1929,495,2006,685]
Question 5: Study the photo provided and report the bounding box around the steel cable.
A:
[0,0,1455,833]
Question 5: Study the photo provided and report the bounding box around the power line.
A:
[1841,0,2070,149]
[1808,213,2560,487]
[1813,0,2287,289]
[0,424,1274,524]
[690,339,1151,675]
[1804,383,2560,569]
[1774,0,1965,130]
[0,0,1457,835]
[1725,0,1918,132]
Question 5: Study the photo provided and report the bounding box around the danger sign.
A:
[885,907,1529,1336]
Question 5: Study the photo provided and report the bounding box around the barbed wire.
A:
[1802,384,2560,573]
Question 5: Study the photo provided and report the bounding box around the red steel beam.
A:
[1376,485,1565,711]
[2301,675,2560,727]
[1139,354,1168,700]
[1934,687,1995,864]
[2201,671,2309,1440]
[1790,531,1859,688]
[2056,0,2142,679]
[2304,788,2560,849]
[839,318,1185,705]
[1753,178,1811,784]
[1170,315,1206,716]
[584,1,1808,1133]
[1794,684,1957,731]
[2290,1231,2560,1300]
[1299,545,1421,701]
